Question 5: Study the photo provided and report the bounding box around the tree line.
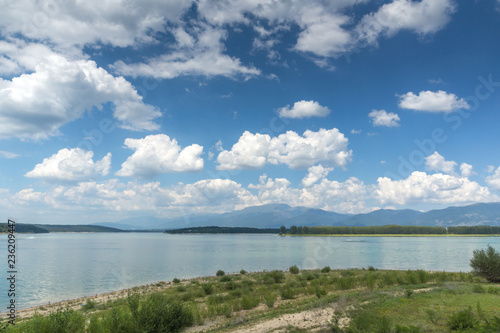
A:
[280,225,500,235]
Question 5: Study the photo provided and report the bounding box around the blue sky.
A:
[1,0,500,224]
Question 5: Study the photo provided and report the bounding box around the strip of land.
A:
[3,268,499,332]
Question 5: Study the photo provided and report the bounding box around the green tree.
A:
[290,225,298,234]
[470,245,500,282]
[280,226,286,234]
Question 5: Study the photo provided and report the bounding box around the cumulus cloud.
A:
[398,90,469,112]
[217,128,352,170]
[374,171,495,205]
[278,100,331,119]
[460,163,475,178]
[25,148,111,182]
[356,0,456,45]
[302,165,333,187]
[11,178,256,219]
[116,134,204,178]
[368,109,400,127]
[0,47,161,140]
[486,167,500,191]
[249,174,370,214]
[425,152,457,175]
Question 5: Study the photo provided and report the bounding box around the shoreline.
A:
[1,265,474,321]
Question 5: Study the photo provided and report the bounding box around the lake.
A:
[0,233,498,310]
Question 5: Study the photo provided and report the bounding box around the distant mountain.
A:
[95,204,351,230]
[411,202,500,227]
[339,209,423,226]
[94,202,500,230]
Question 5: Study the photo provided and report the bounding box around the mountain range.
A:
[93,202,500,230]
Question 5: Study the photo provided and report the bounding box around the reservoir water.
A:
[0,233,498,310]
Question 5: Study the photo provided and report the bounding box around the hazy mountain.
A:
[411,202,500,226]
[95,204,350,230]
[339,209,423,226]
[94,202,500,230]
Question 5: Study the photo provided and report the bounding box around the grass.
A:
[5,269,500,332]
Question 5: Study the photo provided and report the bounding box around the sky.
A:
[1,0,500,225]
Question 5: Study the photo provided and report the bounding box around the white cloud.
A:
[302,165,333,187]
[374,171,495,205]
[249,174,370,214]
[425,151,457,175]
[112,25,260,80]
[398,90,469,112]
[486,167,500,191]
[116,134,204,178]
[216,132,271,170]
[460,163,475,178]
[0,151,19,159]
[0,0,190,48]
[25,148,111,182]
[278,100,331,119]
[350,129,362,134]
[0,47,161,139]
[11,178,256,219]
[356,0,456,45]
[217,128,352,170]
[294,7,352,57]
[368,109,400,127]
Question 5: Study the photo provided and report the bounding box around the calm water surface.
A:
[0,233,498,310]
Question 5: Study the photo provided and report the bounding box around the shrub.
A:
[321,266,331,273]
[81,299,96,311]
[220,275,232,282]
[173,278,181,283]
[472,284,485,293]
[240,295,259,310]
[367,266,376,271]
[289,265,300,274]
[216,270,225,276]
[470,245,500,282]
[416,270,429,283]
[240,269,247,275]
[264,270,285,284]
[280,285,295,300]
[20,309,86,333]
[264,292,277,308]
[202,283,213,295]
[138,293,194,332]
[447,307,476,331]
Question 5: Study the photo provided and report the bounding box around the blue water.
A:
[0,233,498,310]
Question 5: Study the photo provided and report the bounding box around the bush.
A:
[321,266,331,273]
[173,278,181,283]
[138,293,194,332]
[18,309,86,333]
[264,270,286,284]
[220,275,232,282]
[470,245,500,282]
[81,299,96,311]
[447,307,476,331]
[216,270,225,276]
[240,295,259,310]
[280,284,295,300]
[289,265,300,274]
[202,283,213,295]
[240,269,247,275]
